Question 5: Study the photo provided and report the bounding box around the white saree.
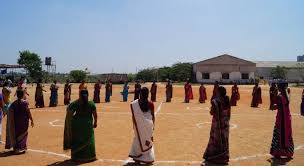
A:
[129,100,155,163]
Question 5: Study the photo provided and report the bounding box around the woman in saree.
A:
[203,86,231,165]
[35,79,46,108]
[199,83,207,103]
[121,81,129,102]
[5,89,34,154]
[150,81,157,102]
[251,82,262,108]
[270,81,294,159]
[184,79,193,103]
[64,79,72,105]
[128,87,155,165]
[49,80,59,107]
[93,80,101,103]
[0,93,4,142]
[166,80,173,102]
[269,82,278,110]
[64,89,98,163]
[230,82,240,106]
[301,89,304,116]
[211,81,219,102]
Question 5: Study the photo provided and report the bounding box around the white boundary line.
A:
[49,119,64,127]
[155,102,163,115]
[196,122,238,130]
[0,141,303,165]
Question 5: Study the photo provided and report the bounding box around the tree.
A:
[17,50,43,80]
[295,63,304,82]
[136,68,158,82]
[171,62,193,82]
[127,73,137,82]
[270,66,287,79]
[70,70,87,82]
[158,67,172,81]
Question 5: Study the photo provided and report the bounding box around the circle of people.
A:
[0,78,304,165]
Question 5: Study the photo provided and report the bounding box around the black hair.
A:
[278,82,289,105]
[139,87,150,112]
[218,86,230,108]
[16,90,24,100]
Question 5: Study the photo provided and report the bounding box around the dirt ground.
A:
[0,83,303,166]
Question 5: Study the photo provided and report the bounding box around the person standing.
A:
[230,82,240,106]
[199,83,207,103]
[64,80,72,105]
[128,87,155,165]
[270,81,294,159]
[184,79,193,103]
[211,81,220,102]
[150,81,157,102]
[49,80,59,107]
[121,81,129,102]
[166,80,173,102]
[269,82,278,110]
[301,89,304,116]
[2,81,12,115]
[203,86,231,165]
[0,93,4,142]
[79,80,87,93]
[35,79,46,108]
[64,89,98,162]
[251,82,262,108]
[134,80,141,101]
[5,89,34,154]
[93,80,102,103]
[105,79,112,103]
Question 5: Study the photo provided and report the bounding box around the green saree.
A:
[64,100,96,162]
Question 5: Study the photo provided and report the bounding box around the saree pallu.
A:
[270,95,294,157]
[184,84,193,103]
[203,99,230,163]
[129,100,155,164]
[5,100,29,151]
[64,101,96,162]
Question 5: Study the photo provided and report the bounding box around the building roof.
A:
[255,61,304,68]
[0,64,25,69]
[194,54,255,65]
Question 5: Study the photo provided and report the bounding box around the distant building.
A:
[255,61,304,82]
[297,55,304,62]
[193,54,256,83]
[193,55,304,83]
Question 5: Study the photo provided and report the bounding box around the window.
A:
[222,73,229,79]
[202,73,210,79]
[241,73,249,79]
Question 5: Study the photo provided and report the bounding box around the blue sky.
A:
[0,0,303,73]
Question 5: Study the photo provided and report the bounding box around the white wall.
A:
[230,72,241,80]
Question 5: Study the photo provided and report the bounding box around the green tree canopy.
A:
[171,62,193,82]
[270,66,287,79]
[17,50,43,80]
[136,68,158,82]
[70,70,87,82]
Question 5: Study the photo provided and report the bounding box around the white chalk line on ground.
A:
[49,119,64,127]
[1,141,303,165]
[196,122,238,130]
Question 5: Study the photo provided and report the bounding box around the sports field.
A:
[0,83,303,166]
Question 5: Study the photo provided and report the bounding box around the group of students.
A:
[0,78,303,165]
